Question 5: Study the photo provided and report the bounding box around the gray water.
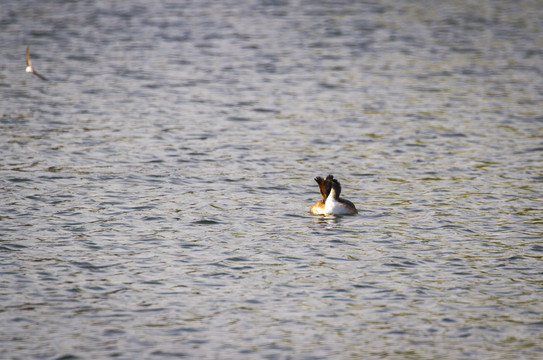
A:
[1,0,542,359]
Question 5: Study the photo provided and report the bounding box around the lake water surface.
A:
[1,0,542,359]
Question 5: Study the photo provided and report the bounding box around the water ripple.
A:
[1,0,542,359]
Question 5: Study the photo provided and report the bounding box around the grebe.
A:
[310,175,358,215]
[323,177,358,215]
[309,176,328,215]
[25,46,47,81]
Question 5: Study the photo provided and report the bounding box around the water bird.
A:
[25,46,48,81]
[309,175,328,215]
[310,175,358,215]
